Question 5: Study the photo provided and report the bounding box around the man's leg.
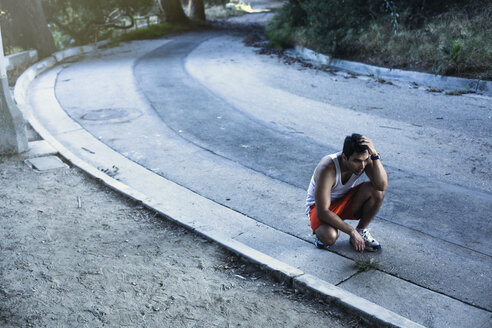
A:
[315,224,340,246]
[310,183,385,248]
[309,204,340,247]
[350,182,385,229]
[344,182,385,251]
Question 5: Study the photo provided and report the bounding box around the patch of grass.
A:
[354,258,379,272]
[118,22,203,42]
[99,39,121,49]
[354,7,492,79]
[98,165,120,178]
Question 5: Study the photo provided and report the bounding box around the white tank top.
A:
[305,152,360,214]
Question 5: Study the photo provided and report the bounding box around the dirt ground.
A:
[0,155,367,327]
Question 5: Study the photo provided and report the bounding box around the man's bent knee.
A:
[373,189,385,203]
[315,225,339,246]
[365,183,385,203]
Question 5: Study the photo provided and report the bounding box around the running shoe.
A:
[358,229,381,252]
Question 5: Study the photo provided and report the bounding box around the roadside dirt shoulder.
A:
[0,155,364,327]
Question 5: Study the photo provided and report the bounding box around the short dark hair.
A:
[343,133,368,159]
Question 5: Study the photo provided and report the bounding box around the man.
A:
[305,134,388,252]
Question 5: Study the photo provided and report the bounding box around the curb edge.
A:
[291,45,491,96]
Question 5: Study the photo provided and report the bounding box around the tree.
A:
[157,0,188,24]
[43,0,155,46]
[188,0,205,21]
[0,0,56,58]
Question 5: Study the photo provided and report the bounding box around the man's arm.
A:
[314,166,365,252]
[360,136,388,191]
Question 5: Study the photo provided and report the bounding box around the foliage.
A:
[356,3,491,78]
[1,0,223,55]
[42,0,155,46]
[266,0,306,49]
[268,0,399,55]
[118,21,201,42]
[0,6,20,54]
[355,258,379,272]
[266,0,492,79]
[203,0,227,5]
[0,0,57,56]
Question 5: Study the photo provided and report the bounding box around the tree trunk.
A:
[157,0,189,24]
[188,0,205,21]
[0,0,56,57]
[30,0,57,57]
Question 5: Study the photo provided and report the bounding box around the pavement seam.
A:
[293,274,425,328]
[15,41,427,328]
[334,270,362,287]
[375,214,492,259]
[361,267,492,314]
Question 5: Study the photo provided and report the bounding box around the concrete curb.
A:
[290,45,492,96]
[6,50,38,72]
[294,275,424,328]
[15,41,424,328]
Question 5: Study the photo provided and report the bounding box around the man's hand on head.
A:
[359,136,388,191]
[359,136,377,156]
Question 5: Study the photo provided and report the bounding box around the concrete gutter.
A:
[290,45,492,96]
[15,42,424,328]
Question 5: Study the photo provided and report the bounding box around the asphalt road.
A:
[43,21,491,325]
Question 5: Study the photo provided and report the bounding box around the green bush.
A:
[265,0,492,79]
[266,0,307,49]
[43,0,155,46]
[267,0,396,55]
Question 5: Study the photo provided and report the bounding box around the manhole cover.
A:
[81,108,128,121]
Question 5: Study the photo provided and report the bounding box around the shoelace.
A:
[361,230,374,242]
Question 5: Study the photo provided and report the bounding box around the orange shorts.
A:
[309,183,363,233]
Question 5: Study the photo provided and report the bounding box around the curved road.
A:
[31,24,491,326]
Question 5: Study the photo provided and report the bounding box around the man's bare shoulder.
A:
[314,155,336,182]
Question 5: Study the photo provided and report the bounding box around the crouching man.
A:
[305,134,388,252]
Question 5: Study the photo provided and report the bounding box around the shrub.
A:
[266,0,307,49]
[265,0,492,79]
